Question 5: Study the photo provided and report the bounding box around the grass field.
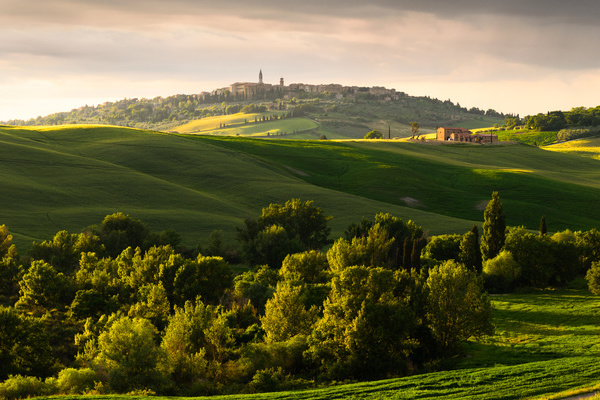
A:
[30,284,600,400]
[3,125,600,250]
[0,125,478,250]
[172,113,319,137]
[192,136,600,231]
[472,129,559,146]
[544,137,600,160]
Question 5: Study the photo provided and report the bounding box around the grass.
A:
[473,129,558,146]
[4,124,600,252]
[30,284,600,399]
[0,125,477,251]
[172,113,319,137]
[544,136,600,160]
[192,136,600,231]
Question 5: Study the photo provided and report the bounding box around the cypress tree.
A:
[540,215,547,236]
[481,191,506,262]
[411,238,421,271]
[402,237,411,269]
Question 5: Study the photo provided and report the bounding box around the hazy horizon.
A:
[2,0,600,121]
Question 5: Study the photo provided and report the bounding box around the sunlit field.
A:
[172,112,318,137]
[544,137,600,160]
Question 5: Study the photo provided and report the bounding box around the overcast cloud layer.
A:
[2,0,600,121]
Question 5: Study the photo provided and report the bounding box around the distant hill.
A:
[2,125,600,250]
[1,88,507,139]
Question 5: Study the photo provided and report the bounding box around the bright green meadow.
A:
[2,125,600,249]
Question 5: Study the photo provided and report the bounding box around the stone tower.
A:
[259,69,263,85]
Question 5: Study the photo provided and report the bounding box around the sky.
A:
[2,0,600,121]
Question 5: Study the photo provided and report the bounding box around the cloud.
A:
[1,0,600,120]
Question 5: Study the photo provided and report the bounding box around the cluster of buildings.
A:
[436,127,498,143]
[202,70,400,101]
[199,71,500,144]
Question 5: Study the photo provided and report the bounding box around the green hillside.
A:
[173,112,319,137]
[2,125,600,250]
[0,125,476,249]
[545,136,600,159]
[191,136,600,232]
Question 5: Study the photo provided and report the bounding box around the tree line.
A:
[1,195,599,398]
[506,105,600,132]
[2,88,507,132]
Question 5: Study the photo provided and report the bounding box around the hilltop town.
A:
[2,71,508,133]
[205,70,400,102]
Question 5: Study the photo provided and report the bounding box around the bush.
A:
[56,368,99,394]
[557,126,600,141]
[0,375,56,400]
[364,130,383,139]
[422,234,462,262]
[483,250,521,293]
[247,367,287,393]
[426,260,494,352]
[585,261,600,295]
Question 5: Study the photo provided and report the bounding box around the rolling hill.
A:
[2,124,600,251]
[0,125,476,249]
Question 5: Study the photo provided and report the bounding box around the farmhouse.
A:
[437,127,474,142]
[437,127,498,143]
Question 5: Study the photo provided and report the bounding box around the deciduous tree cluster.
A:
[1,194,598,397]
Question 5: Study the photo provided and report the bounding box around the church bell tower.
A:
[259,69,263,85]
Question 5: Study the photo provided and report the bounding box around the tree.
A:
[279,250,329,285]
[30,230,103,274]
[585,261,600,295]
[241,225,303,268]
[16,261,74,314]
[232,265,279,314]
[540,215,547,235]
[0,306,54,379]
[364,130,383,139]
[459,225,482,272]
[161,301,210,389]
[327,225,395,272]
[261,282,319,343]
[95,316,168,392]
[173,255,233,306]
[483,250,521,293]
[504,226,556,287]
[0,226,21,303]
[481,191,506,262]
[238,199,331,267]
[422,234,462,262]
[410,121,420,139]
[128,283,171,331]
[306,266,416,379]
[99,212,149,257]
[425,260,494,352]
[259,199,331,250]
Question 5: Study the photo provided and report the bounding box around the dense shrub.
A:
[557,126,600,141]
[0,375,56,400]
[483,250,521,293]
[422,234,462,262]
[585,261,600,295]
[56,368,98,394]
